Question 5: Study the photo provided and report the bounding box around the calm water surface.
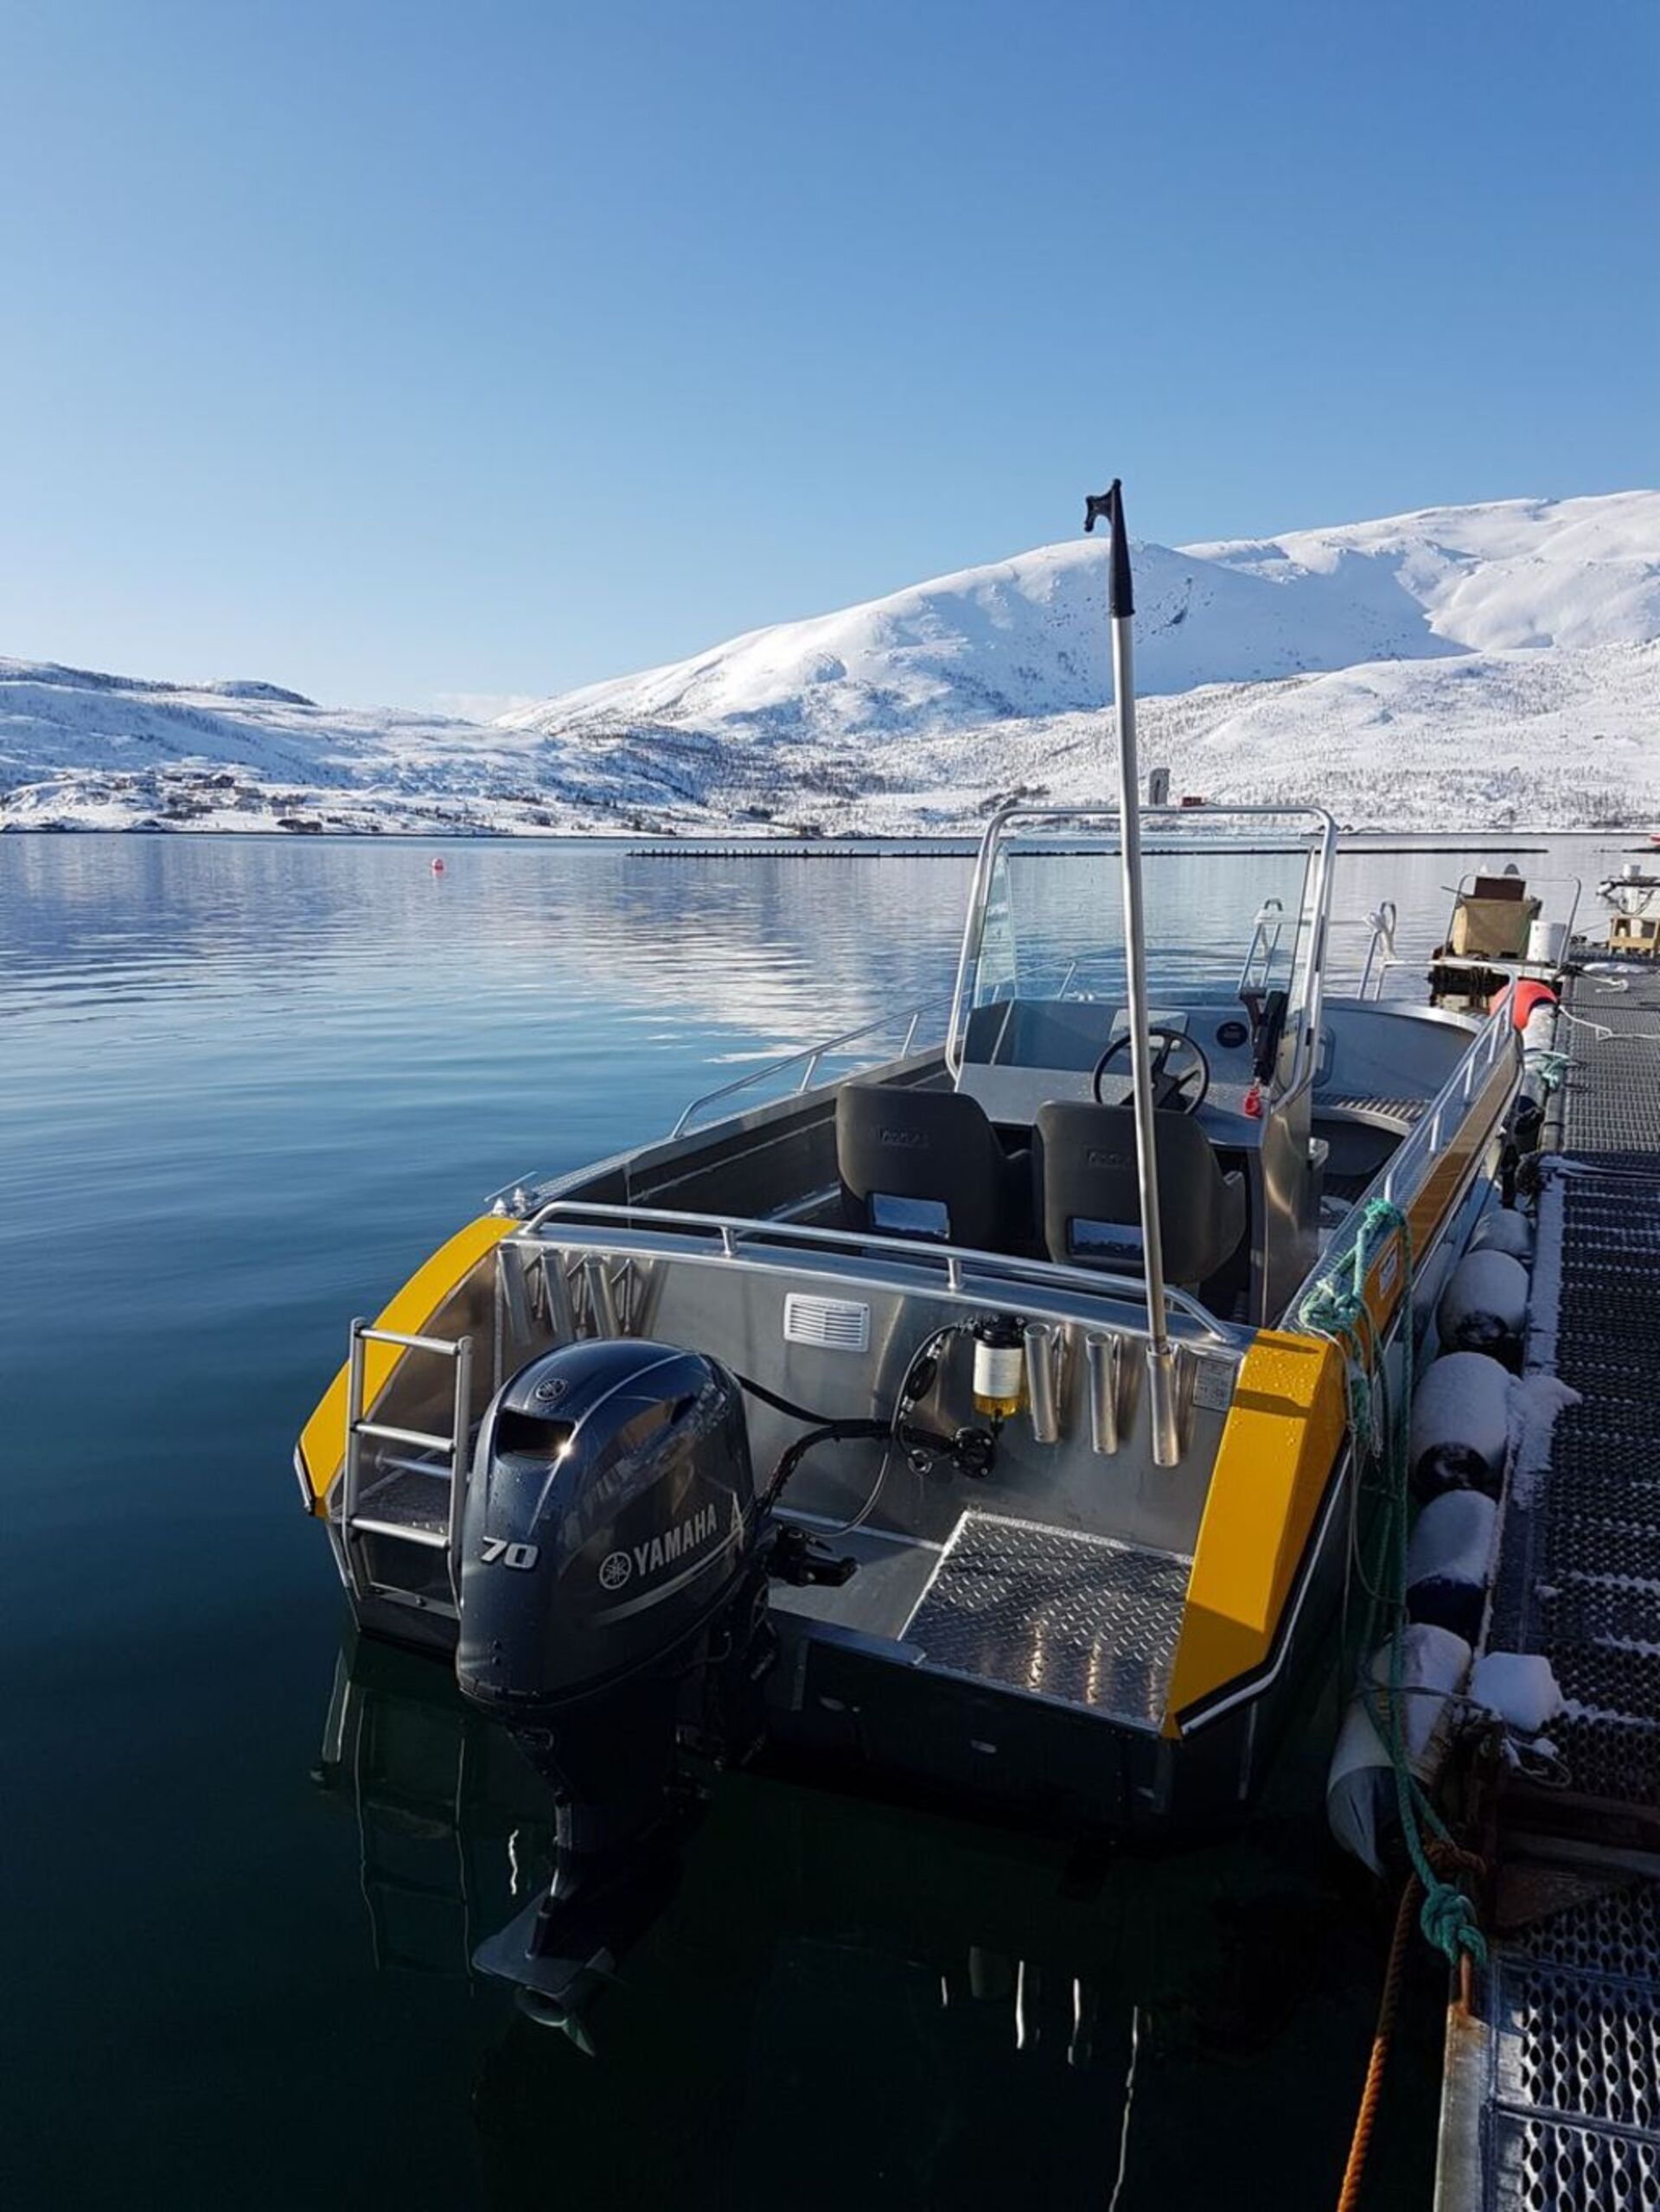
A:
[0,832,1626,2209]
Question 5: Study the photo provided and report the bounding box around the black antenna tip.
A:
[1083,479,1121,534]
[1083,479,1134,616]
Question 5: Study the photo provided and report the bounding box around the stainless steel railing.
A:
[513,1196,1241,1344]
[669,994,953,1137]
[1376,985,1520,1207]
[1293,989,1522,1323]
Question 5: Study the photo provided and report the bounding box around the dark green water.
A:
[2,832,1610,2210]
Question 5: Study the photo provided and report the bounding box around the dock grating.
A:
[1491,2111,1660,2212]
[1440,966,1660,2212]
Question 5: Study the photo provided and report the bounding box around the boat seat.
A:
[1032,1101,1247,1289]
[836,1080,1031,1251]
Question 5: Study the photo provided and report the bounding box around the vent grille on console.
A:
[782,1294,871,1354]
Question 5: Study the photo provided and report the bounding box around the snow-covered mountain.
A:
[501,491,1659,736]
[5,492,1658,834]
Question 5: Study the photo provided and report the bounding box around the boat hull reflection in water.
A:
[313,1631,1436,2209]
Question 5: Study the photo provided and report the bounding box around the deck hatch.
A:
[900,1510,1189,1732]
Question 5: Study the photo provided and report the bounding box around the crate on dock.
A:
[1450,877,1541,959]
[1607,912,1660,958]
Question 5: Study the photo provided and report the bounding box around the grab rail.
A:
[514,1197,1240,1345]
[1379,984,1519,1202]
[670,994,952,1138]
[1237,897,1286,997]
[1295,990,1521,1327]
[1358,902,1397,999]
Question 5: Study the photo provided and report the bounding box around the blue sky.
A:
[2,0,1655,711]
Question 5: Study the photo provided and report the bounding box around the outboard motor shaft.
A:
[456,1339,763,1865]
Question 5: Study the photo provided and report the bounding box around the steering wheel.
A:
[1091,1026,1211,1114]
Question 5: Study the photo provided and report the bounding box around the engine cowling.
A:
[456,1338,757,1717]
[456,1335,763,1963]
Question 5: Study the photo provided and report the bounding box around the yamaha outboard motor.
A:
[456,1340,766,1866]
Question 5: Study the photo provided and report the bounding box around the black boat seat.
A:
[1033,1101,1247,1289]
[837,1081,1029,1251]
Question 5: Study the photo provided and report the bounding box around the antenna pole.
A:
[1085,480,1182,1466]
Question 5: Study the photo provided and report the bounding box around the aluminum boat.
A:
[295,489,1534,2008]
[295,796,1526,1833]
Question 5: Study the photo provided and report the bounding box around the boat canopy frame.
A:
[943,801,1341,1087]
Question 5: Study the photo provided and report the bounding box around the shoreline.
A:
[0,823,1638,850]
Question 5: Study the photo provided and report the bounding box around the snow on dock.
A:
[1436,965,1660,2212]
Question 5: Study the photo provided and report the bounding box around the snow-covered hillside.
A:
[502,491,1660,738]
[0,658,706,835]
[5,492,1658,834]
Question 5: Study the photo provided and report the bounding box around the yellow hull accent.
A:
[1162,1050,1517,1736]
[296,1215,514,1514]
[1162,1331,1348,1736]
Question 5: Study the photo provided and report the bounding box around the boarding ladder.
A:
[338,1320,474,1615]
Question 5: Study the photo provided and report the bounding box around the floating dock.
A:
[1436,965,1660,2212]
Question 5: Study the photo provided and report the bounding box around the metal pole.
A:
[447,1334,473,1605]
[342,1318,368,1599]
[1086,481,1181,1466]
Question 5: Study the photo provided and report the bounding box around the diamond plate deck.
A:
[351,1462,451,1538]
[900,1511,1189,1731]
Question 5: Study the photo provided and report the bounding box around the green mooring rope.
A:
[1523,1048,1571,1093]
[1296,1199,1488,1971]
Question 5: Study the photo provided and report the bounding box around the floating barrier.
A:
[1406,1490,1499,1643]
[1436,1249,1529,1363]
[1327,1623,1472,1878]
[1467,1208,1533,1262]
[1408,1350,1513,1497]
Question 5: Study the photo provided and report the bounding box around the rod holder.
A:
[583,1256,621,1338]
[1146,1341,1191,1469]
[498,1242,533,1360]
[1024,1320,1065,1444]
[540,1250,577,1343]
[1085,1331,1123,1457]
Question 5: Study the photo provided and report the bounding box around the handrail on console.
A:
[513,1196,1240,1345]
[669,992,952,1138]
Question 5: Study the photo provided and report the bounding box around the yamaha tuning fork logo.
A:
[598,1501,720,1596]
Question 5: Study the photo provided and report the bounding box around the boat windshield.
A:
[951,807,1334,1077]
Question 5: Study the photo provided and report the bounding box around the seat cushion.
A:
[837,1080,1018,1252]
[1033,1101,1247,1287]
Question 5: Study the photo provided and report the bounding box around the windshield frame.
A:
[944,802,1340,1091]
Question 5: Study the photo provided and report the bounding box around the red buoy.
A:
[1494,977,1556,1029]
[431,857,446,875]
